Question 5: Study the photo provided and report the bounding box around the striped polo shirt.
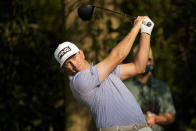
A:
[70,64,145,128]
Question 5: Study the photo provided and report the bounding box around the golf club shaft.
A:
[94,5,136,19]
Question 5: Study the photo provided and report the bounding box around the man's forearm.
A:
[133,33,151,73]
[154,113,175,125]
[111,25,140,63]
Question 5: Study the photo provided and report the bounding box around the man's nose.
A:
[70,60,77,68]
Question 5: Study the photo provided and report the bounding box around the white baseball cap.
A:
[54,41,79,67]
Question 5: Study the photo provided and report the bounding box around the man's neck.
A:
[74,60,91,74]
[83,60,91,70]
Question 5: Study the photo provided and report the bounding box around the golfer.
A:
[54,16,154,131]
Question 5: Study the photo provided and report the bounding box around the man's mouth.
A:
[74,65,81,72]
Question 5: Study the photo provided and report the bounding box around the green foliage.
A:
[0,0,65,130]
[1,0,196,130]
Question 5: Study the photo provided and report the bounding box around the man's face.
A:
[62,50,85,74]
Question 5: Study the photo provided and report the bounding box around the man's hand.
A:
[146,111,156,127]
[146,111,176,127]
[141,18,154,35]
[133,16,148,30]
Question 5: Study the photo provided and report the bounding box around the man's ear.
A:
[79,50,85,59]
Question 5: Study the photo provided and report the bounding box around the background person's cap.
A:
[54,41,79,67]
[133,45,153,59]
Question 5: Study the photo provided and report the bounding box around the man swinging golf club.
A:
[54,16,154,131]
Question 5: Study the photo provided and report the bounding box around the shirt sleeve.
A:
[111,65,120,78]
[160,83,176,114]
[72,65,101,96]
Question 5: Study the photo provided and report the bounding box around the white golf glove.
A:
[141,18,154,35]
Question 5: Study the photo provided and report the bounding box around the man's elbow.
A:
[111,50,124,63]
[135,66,146,74]
[170,114,176,123]
[165,113,175,124]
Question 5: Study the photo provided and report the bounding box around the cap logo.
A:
[58,46,71,59]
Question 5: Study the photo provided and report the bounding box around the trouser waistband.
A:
[99,123,148,131]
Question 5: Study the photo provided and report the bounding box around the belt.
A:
[99,123,148,131]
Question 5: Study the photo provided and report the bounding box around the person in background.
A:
[123,47,176,131]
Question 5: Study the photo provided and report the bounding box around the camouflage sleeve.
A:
[159,82,176,114]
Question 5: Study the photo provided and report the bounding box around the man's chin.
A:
[71,70,79,74]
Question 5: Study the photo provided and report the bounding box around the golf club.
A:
[78,5,152,27]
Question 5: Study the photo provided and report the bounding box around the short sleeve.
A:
[111,65,120,78]
[71,65,101,96]
[159,83,176,114]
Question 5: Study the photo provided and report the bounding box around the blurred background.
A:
[0,0,195,131]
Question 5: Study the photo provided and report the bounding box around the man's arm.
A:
[120,33,150,80]
[96,16,146,83]
[146,112,175,127]
[120,17,154,80]
[147,82,176,127]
